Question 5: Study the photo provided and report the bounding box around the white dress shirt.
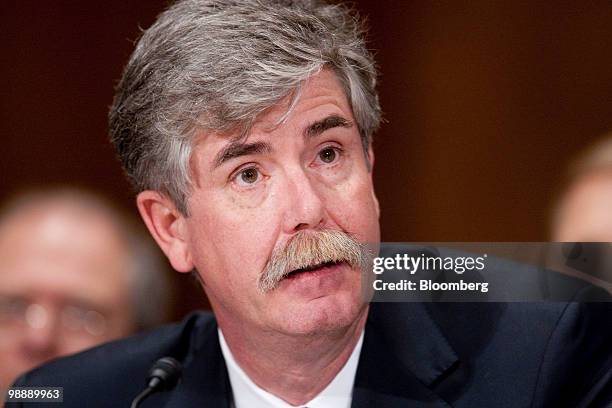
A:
[218,329,364,408]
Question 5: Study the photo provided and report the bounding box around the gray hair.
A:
[0,187,172,331]
[110,0,381,215]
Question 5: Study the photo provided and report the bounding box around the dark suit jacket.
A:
[6,293,611,408]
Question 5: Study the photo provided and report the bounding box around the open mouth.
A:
[284,260,342,279]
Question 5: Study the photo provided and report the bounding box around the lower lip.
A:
[278,262,351,295]
[284,262,343,280]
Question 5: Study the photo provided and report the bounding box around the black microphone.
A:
[130,357,182,408]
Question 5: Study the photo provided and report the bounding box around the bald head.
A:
[552,134,612,242]
[553,170,612,242]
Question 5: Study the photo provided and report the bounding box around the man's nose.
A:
[19,306,59,363]
[283,169,326,233]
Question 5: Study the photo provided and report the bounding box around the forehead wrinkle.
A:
[209,114,353,171]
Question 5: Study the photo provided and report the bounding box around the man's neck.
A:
[216,306,369,406]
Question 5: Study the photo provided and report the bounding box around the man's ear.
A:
[136,190,194,273]
[367,143,380,219]
[367,143,375,173]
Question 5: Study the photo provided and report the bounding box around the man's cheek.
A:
[224,226,276,278]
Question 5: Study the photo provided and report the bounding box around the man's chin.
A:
[257,263,366,335]
[267,292,367,336]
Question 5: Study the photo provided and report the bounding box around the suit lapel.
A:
[352,302,459,407]
[163,319,232,408]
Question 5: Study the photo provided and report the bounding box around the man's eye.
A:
[318,147,339,164]
[236,167,260,185]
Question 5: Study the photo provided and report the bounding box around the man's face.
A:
[0,204,135,391]
[182,70,380,335]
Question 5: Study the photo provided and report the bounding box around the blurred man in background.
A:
[553,133,612,241]
[0,187,171,396]
[551,133,612,289]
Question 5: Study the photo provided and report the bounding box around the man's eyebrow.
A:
[211,115,350,169]
[304,115,353,139]
[213,141,272,169]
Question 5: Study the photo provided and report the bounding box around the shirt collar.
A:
[218,328,364,408]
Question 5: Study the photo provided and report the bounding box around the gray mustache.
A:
[258,230,369,292]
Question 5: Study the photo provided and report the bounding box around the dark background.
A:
[2,1,612,319]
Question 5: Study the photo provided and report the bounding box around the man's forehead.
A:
[191,70,355,160]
